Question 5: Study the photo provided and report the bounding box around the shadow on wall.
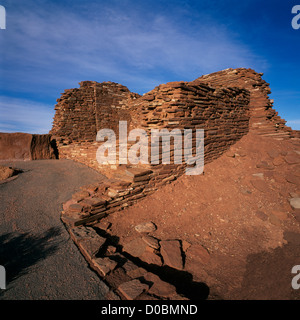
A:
[0,227,62,294]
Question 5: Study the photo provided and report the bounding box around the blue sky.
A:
[0,0,299,133]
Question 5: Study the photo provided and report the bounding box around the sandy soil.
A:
[99,133,300,300]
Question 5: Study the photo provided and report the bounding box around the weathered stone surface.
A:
[127,267,148,279]
[160,240,183,270]
[267,149,280,159]
[68,203,83,213]
[285,154,300,164]
[256,161,274,170]
[181,240,192,252]
[290,198,300,210]
[94,220,112,231]
[122,260,139,273]
[186,244,210,264]
[142,235,160,249]
[78,237,106,259]
[0,132,57,160]
[271,210,288,221]
[285,173,300,186]
[250,180,269,193]
[118,279,149,300]
[72,190,90,202]
[144,272,178,298]
[135,222,157,233]
[256,210,268,221]
[140,251,163,266]
[92,257,118,276]
[122,237,148,258]
[106,245,117,255]
[62,198,77,212]
[70,226,106,259]
[272,156,285,166]
[252,173,264,180]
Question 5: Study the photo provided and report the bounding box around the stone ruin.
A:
[0,67,297,229]
[46,68,296,226]
[1,67,299,300]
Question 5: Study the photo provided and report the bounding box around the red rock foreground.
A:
[56,68,299,300]
[61,132,300,300]
[2,68,299,300]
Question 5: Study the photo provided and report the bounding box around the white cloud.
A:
[2,2,267,92]
[0,96,54,134]
[286,119,300,130]
[0,1,268,133]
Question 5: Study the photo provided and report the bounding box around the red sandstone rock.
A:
[122,237,148,258]
[117,279,149,300]
[140,251,162,266]
[144,272,178,298]
[135,222,157,234]
[92,257,118,276]
[142,235,160,249]
[186,244,210,264]
[0,132,57,160]
[160,240,183,270]
[250,179,269,193]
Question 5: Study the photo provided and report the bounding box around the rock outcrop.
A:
[0,132,58,160]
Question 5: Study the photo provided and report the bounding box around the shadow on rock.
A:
[94,226,210,300]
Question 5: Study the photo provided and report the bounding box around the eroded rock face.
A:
[0,132,58,160]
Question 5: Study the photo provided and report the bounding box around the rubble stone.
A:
[160,240,183,270]
[118,279,149,300]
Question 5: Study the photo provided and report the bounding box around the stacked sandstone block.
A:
[52,68,298,229]
[61,167,155,227]
[53,72,252,227]
[199,68,293,140]
[129,78,250,165]
[50,81,139,144]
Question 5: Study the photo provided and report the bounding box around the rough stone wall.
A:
[129,78,250,166]
[51,76,250,184]
[50,81,140,144]
[199,68,293,139]
[54,67,299,228]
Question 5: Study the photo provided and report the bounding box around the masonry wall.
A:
[52,68,299,228]
[199,68,293,139]
[50,81,140,144]
[51,77,250,192]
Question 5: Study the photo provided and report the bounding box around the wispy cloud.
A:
[0,0,268,133]
[0,96,54,133]
[286,119,300,130]
[2,1,266,93]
